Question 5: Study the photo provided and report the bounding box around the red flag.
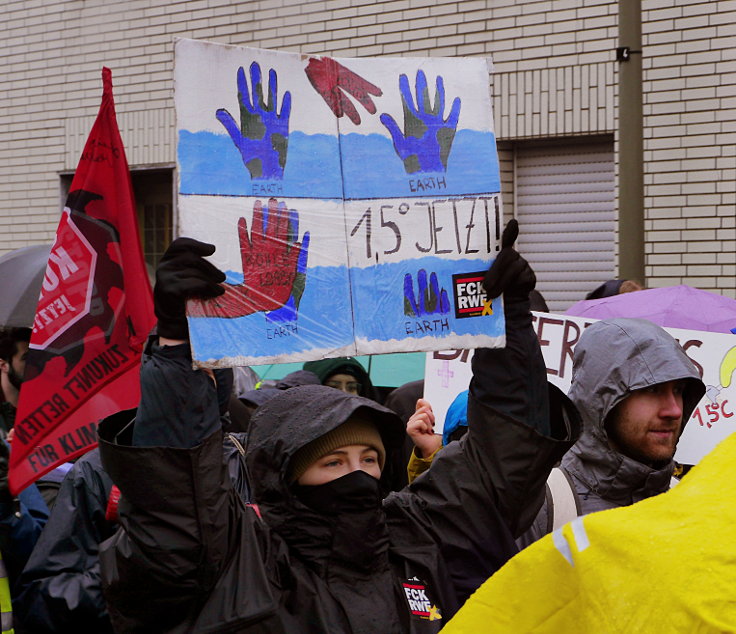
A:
[9,68,155,493]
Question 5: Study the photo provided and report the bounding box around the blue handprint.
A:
[216,63,292,180]
[266,206,311,324]
[380,71,461,174]
[404,269,450,317]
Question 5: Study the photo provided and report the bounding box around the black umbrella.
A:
[0,243,52,328]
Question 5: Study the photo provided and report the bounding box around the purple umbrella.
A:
[565,285,736,334]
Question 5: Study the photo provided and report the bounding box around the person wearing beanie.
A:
[97,222,580,633]
[288,416,386,484]
[302,356,374,397]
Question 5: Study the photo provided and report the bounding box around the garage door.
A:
[514,139,615,312]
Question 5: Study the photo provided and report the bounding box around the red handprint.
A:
[305,57,383,125]
[188,198,308,319]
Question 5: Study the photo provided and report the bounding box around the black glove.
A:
[474,223,549,436]
[0,441,11,502]
[483,219,536,304]
[154,238,226,340]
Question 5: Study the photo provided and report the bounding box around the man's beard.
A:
[7,366,24,391]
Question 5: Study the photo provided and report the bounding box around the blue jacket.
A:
[0,452,48,591]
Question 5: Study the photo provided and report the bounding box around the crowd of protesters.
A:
[0,220,733,633]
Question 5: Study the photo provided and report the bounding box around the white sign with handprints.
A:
[175,38,507,367]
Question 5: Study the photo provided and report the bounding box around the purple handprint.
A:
[380,70,461,174]
[216,63,292,180]
[404,269,450,317]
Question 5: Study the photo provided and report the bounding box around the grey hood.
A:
[563,318,705,508]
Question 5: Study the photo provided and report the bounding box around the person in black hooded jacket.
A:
[15,368,249,634]
[97,223,580,633]
[302,356,376,399]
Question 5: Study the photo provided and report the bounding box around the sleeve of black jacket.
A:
[97,340,275,632]
[15,449,116,634]
[385,223,581,613]
[387,338,580,613]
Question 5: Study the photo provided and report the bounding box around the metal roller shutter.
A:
[514,138,615,312]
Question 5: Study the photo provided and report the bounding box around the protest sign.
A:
[174,38,504,367]
[424,312,736,465]
[10,68,154,493]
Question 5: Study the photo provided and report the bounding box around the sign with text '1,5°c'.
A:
[175,38,504,367]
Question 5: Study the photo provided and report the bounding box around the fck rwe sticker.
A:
[452,271,493,319]
[401,577,442,621]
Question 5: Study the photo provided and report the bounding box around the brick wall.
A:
[1,0,733,296]
[642,0,736,295]
[0,0,617,249]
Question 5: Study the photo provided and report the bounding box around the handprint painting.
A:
[380,71,461,174]
[176,39,499,199]
[334,57,500,199]
[182,194,357,364]
[175,39,504,366]
[187,199,309,319]
[176,40,343,199]
[215,64,291,181]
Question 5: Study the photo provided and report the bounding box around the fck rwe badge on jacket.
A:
[401,577,442,622]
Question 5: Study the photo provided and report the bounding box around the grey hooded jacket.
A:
[518,318,705,547]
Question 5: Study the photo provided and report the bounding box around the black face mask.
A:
[293,469,382,516]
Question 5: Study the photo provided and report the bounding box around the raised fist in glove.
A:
[483,219,536,304]
[154,238,226,340]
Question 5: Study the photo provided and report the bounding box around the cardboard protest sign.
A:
[10,68,155,493]
[174,38,504,367]
[424,312,736,465]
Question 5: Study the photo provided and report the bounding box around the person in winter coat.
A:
[0,328,30,438]
[0,439,48,634]
[15,448,117,633]
[442,428,736,634]
[303,356,375,398]
[518,317,704,545]
[97,223,580,632]
[406,318,705,548]
[15,375,250,634]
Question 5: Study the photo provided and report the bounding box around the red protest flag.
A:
[9,68,155,493]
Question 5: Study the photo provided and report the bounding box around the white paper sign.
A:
[174,38,506,367]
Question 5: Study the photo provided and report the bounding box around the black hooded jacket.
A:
[98,318,579,632]
[15,429,250,633]
[15,448,117,634]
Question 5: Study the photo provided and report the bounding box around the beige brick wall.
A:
[1,0,617,248]
[642,0,736,295]
[1,0,733,296]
